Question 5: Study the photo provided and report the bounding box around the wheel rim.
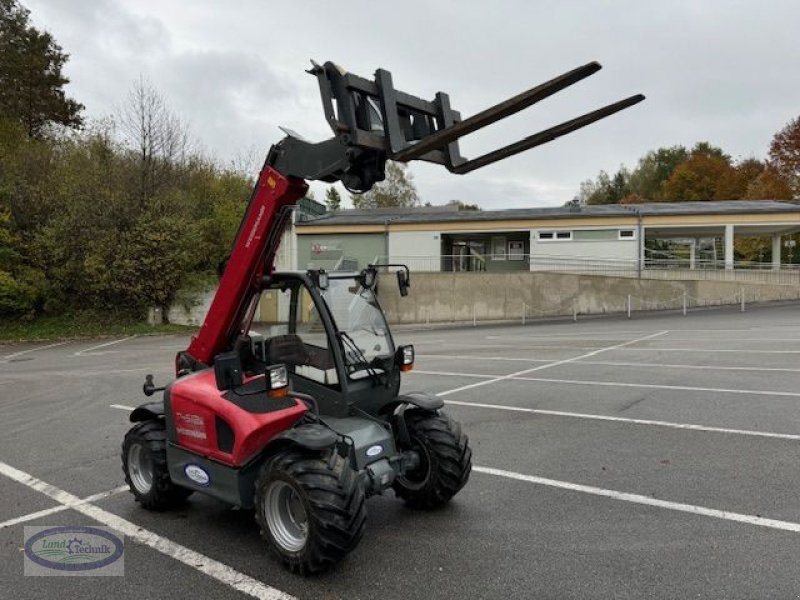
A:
[265,480,308,553]
[127,443,154,494]
[397,438,432,491]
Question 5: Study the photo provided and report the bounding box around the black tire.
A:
[121,420,193,510]
[393,411,472,509]
[255,449,366,574]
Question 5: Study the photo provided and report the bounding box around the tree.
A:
[325,186,341,210]
[661,151,736,201]
[0,0,83,136]
[744,167,793,200]
[117,77,192,207]
[769,115,800,199]
[351,161,419,208]
[0,206,34,314]
[627,145,688,200]
[583,167,630,204]
[619,193,646,204]
[446,199,480,211]
[690,141,729,161]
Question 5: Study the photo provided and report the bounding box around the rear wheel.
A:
[121,420,192,510]
[394,411,472,509]
[255,450,366,574]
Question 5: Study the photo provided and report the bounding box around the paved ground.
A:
[3,302,800,599]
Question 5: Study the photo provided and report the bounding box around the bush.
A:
[0,270,35,315]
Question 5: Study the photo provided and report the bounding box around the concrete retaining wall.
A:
[377,272,800,324]
[166,272,800,327]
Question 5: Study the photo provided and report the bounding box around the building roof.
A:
[299,200,800,227]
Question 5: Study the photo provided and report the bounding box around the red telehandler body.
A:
[121,60,643,573]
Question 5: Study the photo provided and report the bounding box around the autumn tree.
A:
[769,115,800,199]
[661,144,737,201]
[0,0,83,136]
[351,161,419,208]
[744,167,793,200]
[325,186,341,210]
[627,145,688,200]
[619,193,646,204]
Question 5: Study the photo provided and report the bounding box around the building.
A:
[293,200,800,273]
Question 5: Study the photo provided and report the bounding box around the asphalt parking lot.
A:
[3,302,800,599]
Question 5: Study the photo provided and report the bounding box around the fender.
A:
[129,401,164,423]
[379,392,444,448]
[398,391,444,411]
[381,391,444,417]
[267,423,338,452]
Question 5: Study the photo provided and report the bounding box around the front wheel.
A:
[121,420,192,510]
[394,411,472,509]
[255,450,366,574]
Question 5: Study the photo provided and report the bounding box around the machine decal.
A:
[184,464,211,486]
[175,412,207,440]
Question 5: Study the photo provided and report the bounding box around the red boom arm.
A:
[185,166,307,367]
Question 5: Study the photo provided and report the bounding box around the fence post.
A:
[522,302,526,326]
[740,288,745,312]
[627,294,631,319]
[473,303,477,327]
[682,291,687,316]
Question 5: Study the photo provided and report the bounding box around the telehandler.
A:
[121,60,643,573]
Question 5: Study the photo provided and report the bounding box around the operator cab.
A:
[231,267,412,417]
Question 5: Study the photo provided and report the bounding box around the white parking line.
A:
[419,355,800,373]
[445,344,800,354]
[0,485,128,529]
[416,370,502,378]
[0,460,295,600]
[0,341,67,362]
[446,400,800,441]
[110,404,135,411]
[418,354,552,363]
[74,336,134,357]
[413,369,800,398]
[474,465,800,534]
[437,330,668,397]
[625,347,800,354]
[511,376,800,398]
[575,360,800,374]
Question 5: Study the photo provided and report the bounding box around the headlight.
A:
[267,364,289,398]
[398,345,414,372]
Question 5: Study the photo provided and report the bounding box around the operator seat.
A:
[264,334,310,370]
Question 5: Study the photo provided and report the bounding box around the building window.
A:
[538,230,572,241]
[619,229,636,240]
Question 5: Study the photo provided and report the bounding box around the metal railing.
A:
[373,254,800,284]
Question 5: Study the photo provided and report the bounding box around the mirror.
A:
[397,270,410,297]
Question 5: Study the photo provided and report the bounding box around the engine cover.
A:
[166,369,307,467]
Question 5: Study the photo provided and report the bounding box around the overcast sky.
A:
[23,0,800,209]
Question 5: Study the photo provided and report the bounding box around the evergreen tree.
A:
[0,0,84,136]
[325,186,341,210]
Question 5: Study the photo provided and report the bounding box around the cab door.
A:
[249,277,348,416]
